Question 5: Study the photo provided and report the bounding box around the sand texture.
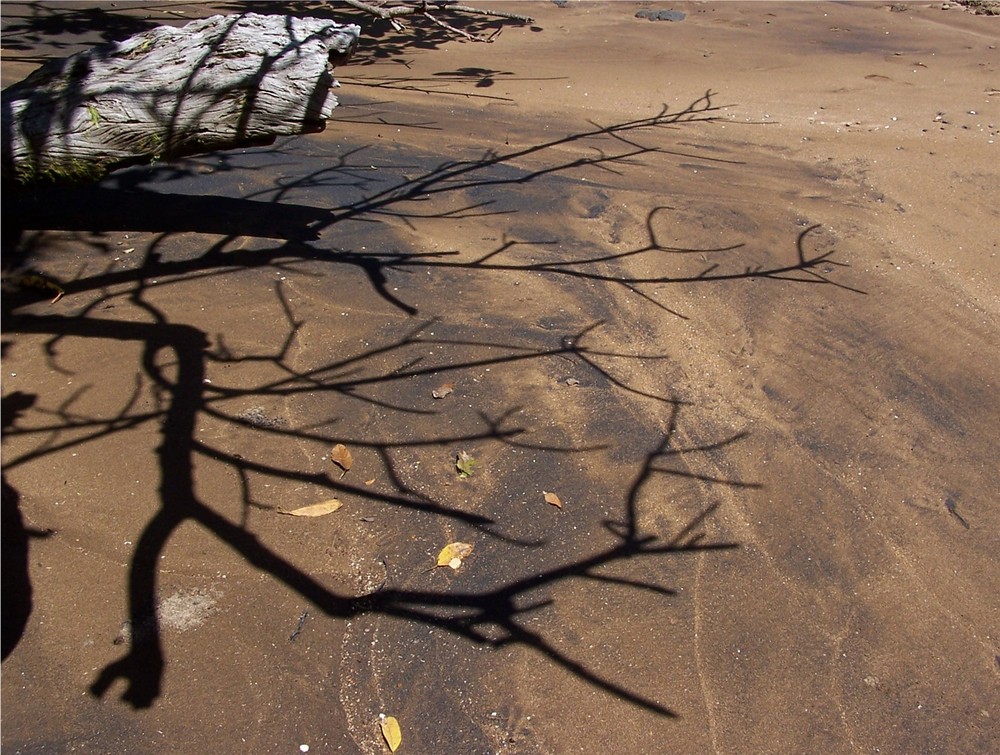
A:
[3,2,998,753]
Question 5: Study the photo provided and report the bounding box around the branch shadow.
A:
[1,387,49,660]
[6,90,863,311]
[6,288,746,715]
[0,2,168,54]
[2,86,860,724]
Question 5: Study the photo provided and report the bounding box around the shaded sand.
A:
[3,2,999,753]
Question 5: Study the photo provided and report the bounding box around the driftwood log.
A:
[1,13,360,185]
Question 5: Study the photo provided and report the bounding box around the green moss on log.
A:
[12,157,113,186]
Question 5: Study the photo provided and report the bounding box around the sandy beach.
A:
[3,2,999,752]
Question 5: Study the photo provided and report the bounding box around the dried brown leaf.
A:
[278,499,343,517]
[432,382,455,399]
[330,443,353,477]
[543,491,563,509]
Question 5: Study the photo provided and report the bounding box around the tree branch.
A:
[341,0,533,38]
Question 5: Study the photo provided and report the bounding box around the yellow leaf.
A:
[435,541,474,569]
[379,714,402,752]
[543,491,563,509]
[278,499,343,517]
[331,443,353,478]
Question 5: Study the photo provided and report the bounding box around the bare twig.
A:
[341,0,533,40]
[421,10,491,41]
[437,3,534,22]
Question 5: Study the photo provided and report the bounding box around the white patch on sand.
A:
[157,588,219,631]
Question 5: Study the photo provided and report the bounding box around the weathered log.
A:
[1,13,360,185]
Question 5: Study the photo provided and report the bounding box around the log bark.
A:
[1,13,360,185]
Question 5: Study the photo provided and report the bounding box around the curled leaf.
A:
[379,714,402,752]
[278,499,343,517]
[455,450,476,478]
[330,444,353,477]
[436,541,474,570]
[432,382,455,399]
[543,491,563,509]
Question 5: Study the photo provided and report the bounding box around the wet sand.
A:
[3,2,999,753]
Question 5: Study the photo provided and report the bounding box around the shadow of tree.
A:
[1,387,48,660]
[2,88,858,722]
[0,2,168,55]
[7,91,862,308]
[7,305,746,714]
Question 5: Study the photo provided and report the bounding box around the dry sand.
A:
[3,2,999,753]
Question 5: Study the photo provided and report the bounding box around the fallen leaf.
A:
[455,450,476,478]
[432,382,455,399]
[278,499,343,517]
[436,541,474,569]
[379,714,402,752]
[330,444,353,478]
[564,377,580,386]
[543,491,563,509]
[365,478,376,486]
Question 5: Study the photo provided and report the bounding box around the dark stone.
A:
[635,9,686,22]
